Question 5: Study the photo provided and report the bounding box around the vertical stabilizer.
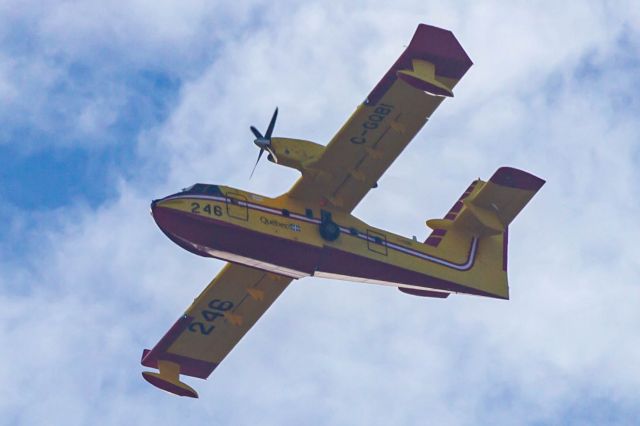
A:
[424,167,544,298]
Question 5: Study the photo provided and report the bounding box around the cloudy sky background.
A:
[1,1,639,424]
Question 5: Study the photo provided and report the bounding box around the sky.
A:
[1,1,639,425]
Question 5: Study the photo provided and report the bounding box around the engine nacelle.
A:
[268,137,325,173]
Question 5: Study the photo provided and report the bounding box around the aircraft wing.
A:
[288,24,473,212]
[141,263,292,397]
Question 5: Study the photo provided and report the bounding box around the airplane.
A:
[141,23,545,398]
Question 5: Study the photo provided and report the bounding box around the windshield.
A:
[181,184,223,196]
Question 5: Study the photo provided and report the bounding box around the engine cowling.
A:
[268,137,325,173]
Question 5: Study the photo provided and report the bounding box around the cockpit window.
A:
[205,186,221,195]
[182,184,205,193]
[182,184,222,196]
[193,184,207,193]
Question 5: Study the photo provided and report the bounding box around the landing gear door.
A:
[225,192,248,221]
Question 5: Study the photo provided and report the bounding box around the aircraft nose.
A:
[148,199,213,258]
[150,199,159,216]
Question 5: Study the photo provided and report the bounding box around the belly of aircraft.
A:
[151,204,322,278]
[151,202,460,295]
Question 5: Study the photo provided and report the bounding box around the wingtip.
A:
[409,23,474,78]
[490,167,546,192]
[142,371,199,398]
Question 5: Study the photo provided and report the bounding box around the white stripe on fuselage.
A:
[162,193,478,271]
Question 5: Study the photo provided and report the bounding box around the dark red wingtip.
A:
[142,372,199,398]
[490,167,546,191]
[367,23,472,105]
[141,315,219,379]
[408,24,473,80]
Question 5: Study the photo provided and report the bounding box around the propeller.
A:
[249,107,279,178]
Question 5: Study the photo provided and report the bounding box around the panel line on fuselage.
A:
[162,194,478,271]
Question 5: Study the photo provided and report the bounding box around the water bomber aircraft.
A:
[141,23,545,397]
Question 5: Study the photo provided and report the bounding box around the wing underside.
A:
[141,263,292,397]
[289,24,473,212]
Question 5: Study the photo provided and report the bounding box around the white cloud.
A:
[0,0,263,149]
[1,1,640,425]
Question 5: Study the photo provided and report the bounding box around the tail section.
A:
[423,167,544,299]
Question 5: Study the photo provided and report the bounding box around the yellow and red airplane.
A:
[141,23,544,398]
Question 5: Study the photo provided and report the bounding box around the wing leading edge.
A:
[141,263,292,397]
[288,24,473,212]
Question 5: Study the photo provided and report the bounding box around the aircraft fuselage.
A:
[151,183,505,299]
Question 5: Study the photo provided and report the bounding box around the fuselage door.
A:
[225,192,248,221]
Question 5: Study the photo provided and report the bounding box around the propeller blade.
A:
[250,126,263,140]
[249,107,279,179]
[264,107,278,139]
[250,148,265,179]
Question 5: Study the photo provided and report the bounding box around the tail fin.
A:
[425,167,544,299]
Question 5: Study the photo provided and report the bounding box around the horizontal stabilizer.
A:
[460,200,504,235]
[426,167,544,241]
[457,167,544,235]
